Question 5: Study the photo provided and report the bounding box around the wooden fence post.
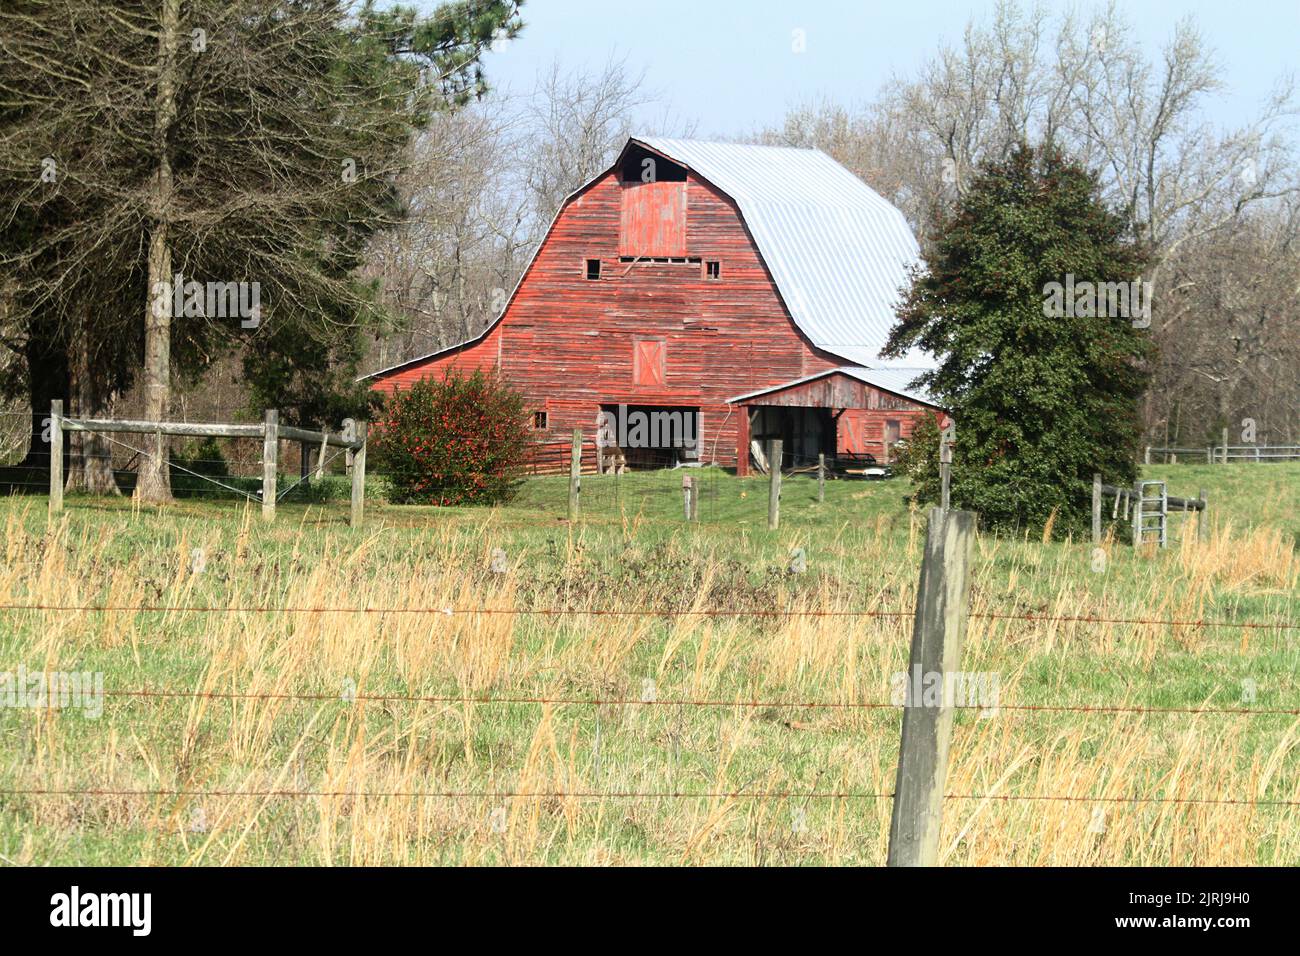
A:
[262,409,278,522]
[682,474,693,521]
[350,421,367,528]
[49,400,63,516]
[887,508,977,867]
[1197,488,1207,542]
[1131,479,1143,548]
[767,439,782,530]
[817,452,825,503]
[1092,473,1102,545]
[939,423,955,511]
[1221,427,1229,464]
[568,429,582,519]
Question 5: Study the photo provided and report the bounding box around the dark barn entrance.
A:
[747,406,835,470]
[598,404,701,470]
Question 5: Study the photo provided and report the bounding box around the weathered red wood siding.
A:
[370,167,859,469]
[734,373,937,463]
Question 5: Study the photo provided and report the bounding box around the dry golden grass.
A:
[0,479,1296,865]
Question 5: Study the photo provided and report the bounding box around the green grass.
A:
[0,463,1296,865]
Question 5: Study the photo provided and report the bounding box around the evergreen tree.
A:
[883,145,1153,535]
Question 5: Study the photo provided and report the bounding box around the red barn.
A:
[365,137,943,474]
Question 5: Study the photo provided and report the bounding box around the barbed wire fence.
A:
[2,514,1297,862]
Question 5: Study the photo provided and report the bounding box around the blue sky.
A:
[432,0,1298,139]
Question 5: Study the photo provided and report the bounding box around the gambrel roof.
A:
[634,137,925,371]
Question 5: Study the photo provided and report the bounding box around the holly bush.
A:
[371,370,530,505]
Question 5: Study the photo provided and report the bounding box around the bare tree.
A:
[0,0,522,501]
[364,55,695,370]
[763,0,1299,443]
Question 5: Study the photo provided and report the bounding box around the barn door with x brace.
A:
[633,338,666,386]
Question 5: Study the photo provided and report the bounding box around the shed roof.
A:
[727,366,938,409]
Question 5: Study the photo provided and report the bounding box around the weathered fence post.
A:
[1143,446,1151,465]
[1221,427,1229,464]
[350,421,367,529]
[568,429,582,519]
[49,400,63,516]
[1091,473,1102,545]
[682,474,693,521]
[262,409,278,522]
[887,508,977,867]
[1131,479,1143,548]
[939,423,955,511]
[767,438,782,530]
[314,430,328,481]
[817,452,825,503]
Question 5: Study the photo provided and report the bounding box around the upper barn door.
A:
[620,182,688,258]
[633,337,666,386]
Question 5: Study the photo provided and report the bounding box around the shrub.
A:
[370,371,530,505]
[172,437,229,479]
[892,413,942,503]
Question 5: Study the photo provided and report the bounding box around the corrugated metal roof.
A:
[635,137,929,369]
[727,366,938,408]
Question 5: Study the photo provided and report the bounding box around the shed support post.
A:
[736,409,750,478]
[767,439,782,530]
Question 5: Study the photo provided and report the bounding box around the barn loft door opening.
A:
[632,338,666,386]
[618,146,689,258]
[619,182,688,258]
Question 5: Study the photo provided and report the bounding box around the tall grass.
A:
[0,466,1296,865]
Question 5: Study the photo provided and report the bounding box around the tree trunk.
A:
[14,334,67,474]
[135,0,181,504]
[65,329,121,495]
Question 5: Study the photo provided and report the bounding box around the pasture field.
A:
[0,464,1296,865]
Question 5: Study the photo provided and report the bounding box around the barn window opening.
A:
[704,260,721,280]
[618,144,688,183]
[619,256,701,265]
[533,411,548,430]
[585,259,601,280]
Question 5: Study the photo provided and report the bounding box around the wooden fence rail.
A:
[48,403,366,527]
